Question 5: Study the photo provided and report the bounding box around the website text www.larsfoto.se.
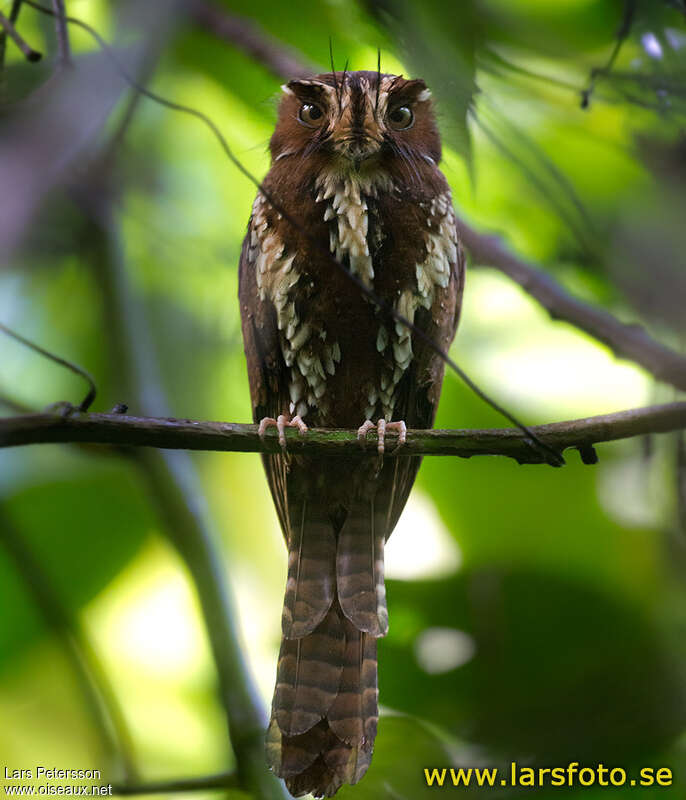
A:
[424,763,673,789]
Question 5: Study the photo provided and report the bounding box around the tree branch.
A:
[50,0,71,66]
[2,402,685,464]
[0,0,24,70]
[185,0,686,395]
[187,0,315,79]
[0,8,42,62]
[581,0,636,109]
[459,221,686,392]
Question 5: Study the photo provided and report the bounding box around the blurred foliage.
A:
[2,0,686,798]
[0,466,152,664]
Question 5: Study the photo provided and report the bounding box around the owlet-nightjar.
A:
[239,70,464,797]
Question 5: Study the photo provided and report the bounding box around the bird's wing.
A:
[238,227,291,542]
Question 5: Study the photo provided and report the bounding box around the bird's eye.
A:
[387,105,414,130]
[298,103,325,127]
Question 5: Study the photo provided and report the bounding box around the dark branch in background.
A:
[0,16,136,255]
[581,0,636,109]
[0,508,138,781]
[101,52,160,166]
[459,222,686,392]
[184,0,686,394]
[0,8,42,62]
[2,402,685,465]
[188,0,316,78]
[0,0,23,69]
[50,0,71,66]
[0,322,96,411]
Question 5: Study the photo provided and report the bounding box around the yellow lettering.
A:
[537,768,550,786]
[578,767,595,786]
[449,768,472,786]
[519,767,535,787]
[656,768,672,787]
[610,767,625,786]
[550,767,566,786]
[423,768,446,787]
[475,769,497,787]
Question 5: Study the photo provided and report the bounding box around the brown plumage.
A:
[239,70,464,797]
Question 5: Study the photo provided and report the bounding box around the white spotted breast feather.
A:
[371,189,459,422]
[247,192,342,421]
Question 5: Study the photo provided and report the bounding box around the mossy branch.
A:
[2,402,685,465]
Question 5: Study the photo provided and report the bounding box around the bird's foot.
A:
[357,418,407,455]
[258,414,308,450]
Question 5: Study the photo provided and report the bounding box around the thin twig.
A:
[581,0,636,109]
[0,9,42,62]
[112,770,238,796]
[102,68,153,166]
[0,321,96,411]
[0,0,23,70]
[2,402,685,464]
[0,508,138,780]
[50,0,71,66]
[479,47,583,94]
[471,111,594,257]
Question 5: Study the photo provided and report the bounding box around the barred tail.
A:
[266,496,384,797]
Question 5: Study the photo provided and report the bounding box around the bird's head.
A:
[270,70,441,182]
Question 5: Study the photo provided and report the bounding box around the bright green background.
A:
[2,0,686,797]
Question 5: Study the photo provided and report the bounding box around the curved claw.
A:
[258,414,309,450]
[357,418,407,455]
[386,420,407,454]
[357,419,376,446]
